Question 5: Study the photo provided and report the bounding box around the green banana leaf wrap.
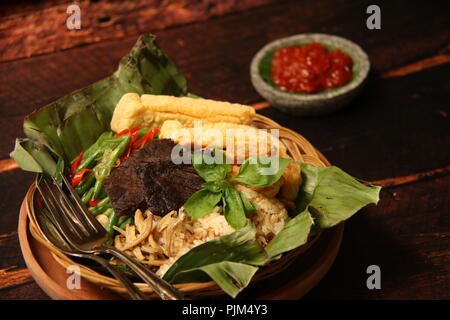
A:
[10,34,381,298]
[11,34,186,173]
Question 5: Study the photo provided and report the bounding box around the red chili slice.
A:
[114,129,130,137]
[71,169,92,187]
[128,127,140,147]
[133,128,160,150]
[115,128,160,165]
[89,199,100,207]
[121,127,140,160]
[70,152,84,175]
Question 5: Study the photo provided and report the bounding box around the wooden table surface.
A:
[0,0,449,300]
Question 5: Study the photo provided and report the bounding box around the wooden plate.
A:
[18,184,344,300]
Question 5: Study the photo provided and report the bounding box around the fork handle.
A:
[88,254,148,300]
[102,246,184,300]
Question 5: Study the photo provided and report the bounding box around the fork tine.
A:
[40,177,89,241]
[46,176,94,236]
[36,177,85,245]
[58,173,105,234]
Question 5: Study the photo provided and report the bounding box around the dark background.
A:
[0,0,449,299]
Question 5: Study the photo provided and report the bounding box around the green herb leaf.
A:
[54,157,65,184]
[232,156,291,188]
[167,261,258,298]
[202,180,227,193]
[192,150,232,182]
[239,191,256,217]
[13,34,187,170]
[163,222,266,287]
[10,139,57,175]
[259,49,276,86]
[223,186,247,230]
[184,189,222,219]
[265,209,313,258]
[296,162,381,228]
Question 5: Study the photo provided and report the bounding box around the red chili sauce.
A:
[271,42,353,93]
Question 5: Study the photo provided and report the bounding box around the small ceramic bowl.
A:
[250,33,370,116]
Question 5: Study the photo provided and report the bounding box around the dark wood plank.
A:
[1,1,449,161]
[0,232,28,271]
[0,0,279,62]
[0,170,34,235]
[381,49,450,78]
[0,281,49,300]
[1,0,449,65]
[0,0,449,300]
[1,0,67,16]
[304,175,450,299]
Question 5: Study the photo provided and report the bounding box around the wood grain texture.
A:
[0,0,279,62]
[0,281,49,300]
[0,0,449,300]
[372,165,450,188]
[305,175,450,300]
[1,1,449,162]
[0,159,18,173]
[381,50,450,78]
[0,267,32,290]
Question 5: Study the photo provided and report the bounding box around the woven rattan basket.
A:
[27,114,331,299]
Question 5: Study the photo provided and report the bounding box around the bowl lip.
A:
[250,33,370,103]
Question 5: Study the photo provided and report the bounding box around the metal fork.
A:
[31,186,148,300]
[36,173,184,300]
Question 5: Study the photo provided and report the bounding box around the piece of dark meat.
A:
[138,162,203,215]
[104,139,203,216]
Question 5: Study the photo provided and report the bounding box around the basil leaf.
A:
[232,156,291,188]
[202,180,227,193]
[183,189,222,219]
[192,150,232,182]
[223,186,247,230]
[239,191,256,217]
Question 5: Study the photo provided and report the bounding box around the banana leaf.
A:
[295,162,381,229]
[168,261,258,298]
[163,223,265,298]
[11,34,187,171]
[264,209,313,259]
[11,139,58,175]
[163,223,266,281]
[264,162,380,258]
